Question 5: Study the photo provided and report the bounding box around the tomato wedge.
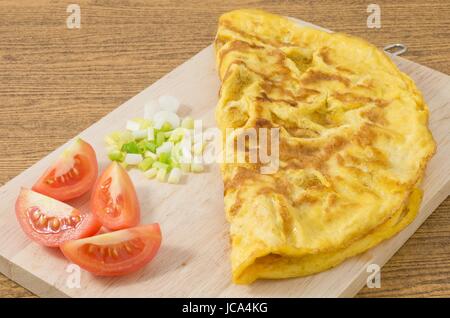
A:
[60,223,161,276]
[90,162,140,230]
[32,139,98,202]
[15,188,101,247]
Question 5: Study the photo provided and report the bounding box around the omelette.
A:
[214,9,436,284]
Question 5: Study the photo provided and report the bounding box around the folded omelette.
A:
[214,9,436,284]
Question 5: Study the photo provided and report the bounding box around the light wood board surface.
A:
[0,14,449,297]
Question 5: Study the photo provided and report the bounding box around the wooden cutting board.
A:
[0,18,449,298]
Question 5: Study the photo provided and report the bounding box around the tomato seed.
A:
[50,218,60,231]
[31,209,41,221]
[38,215,47,227]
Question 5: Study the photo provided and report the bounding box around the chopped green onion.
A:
[154,111,180,130]
[168,168,182,184]
[138,157,154,171]
[121,141,141,154]
[137,140,146,153]
[132,129,147,140]
[156,168,168,182]
[168,157,180,168]
[160,122,173,132]
[147,142,157,153]
[152,161,169,171]
[144,151,158,160]
[169,127,190,143]
[126,120,140,131]
[132,117,152,129]
[125,153,143,165]
[157,141,173,155]
[181,116,194,129]
[156,131,166,146]
[105,130,134,147]
[138,140,156,153]
[158,152,171,164]
[106,100,207,184]
[147,127,155,141]
[164,131,173,138]
[108,150,125,162]
[171,143,181,162]
[144,168,158,179]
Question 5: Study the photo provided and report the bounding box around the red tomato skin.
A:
[15,188,102,247]
[90,162,140,231]
[60,223,162,276]
[32,139,98,202]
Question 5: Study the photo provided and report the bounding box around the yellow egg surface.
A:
[214,9,436,284]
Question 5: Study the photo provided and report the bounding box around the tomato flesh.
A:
[91,162,140,230]
[32,139,98,202]
[60,224,162,276]
[15,188,101,247]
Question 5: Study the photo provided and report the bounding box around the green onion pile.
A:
[104,96,205,184]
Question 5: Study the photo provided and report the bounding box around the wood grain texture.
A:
[0,0,448,297]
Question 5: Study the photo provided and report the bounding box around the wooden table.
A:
[0,0,449,298]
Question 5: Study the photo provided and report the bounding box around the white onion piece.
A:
[144,151,157,160]
[132,129,147,139]
[124,153,143,165]
[168,168,182,184]
[154,110,180,129]
[158,95,180,113]
[126,120,140,131]
[154,118,165,130]
[144,168,157,179]
[156,141,173,155]
[144,99,162,119]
